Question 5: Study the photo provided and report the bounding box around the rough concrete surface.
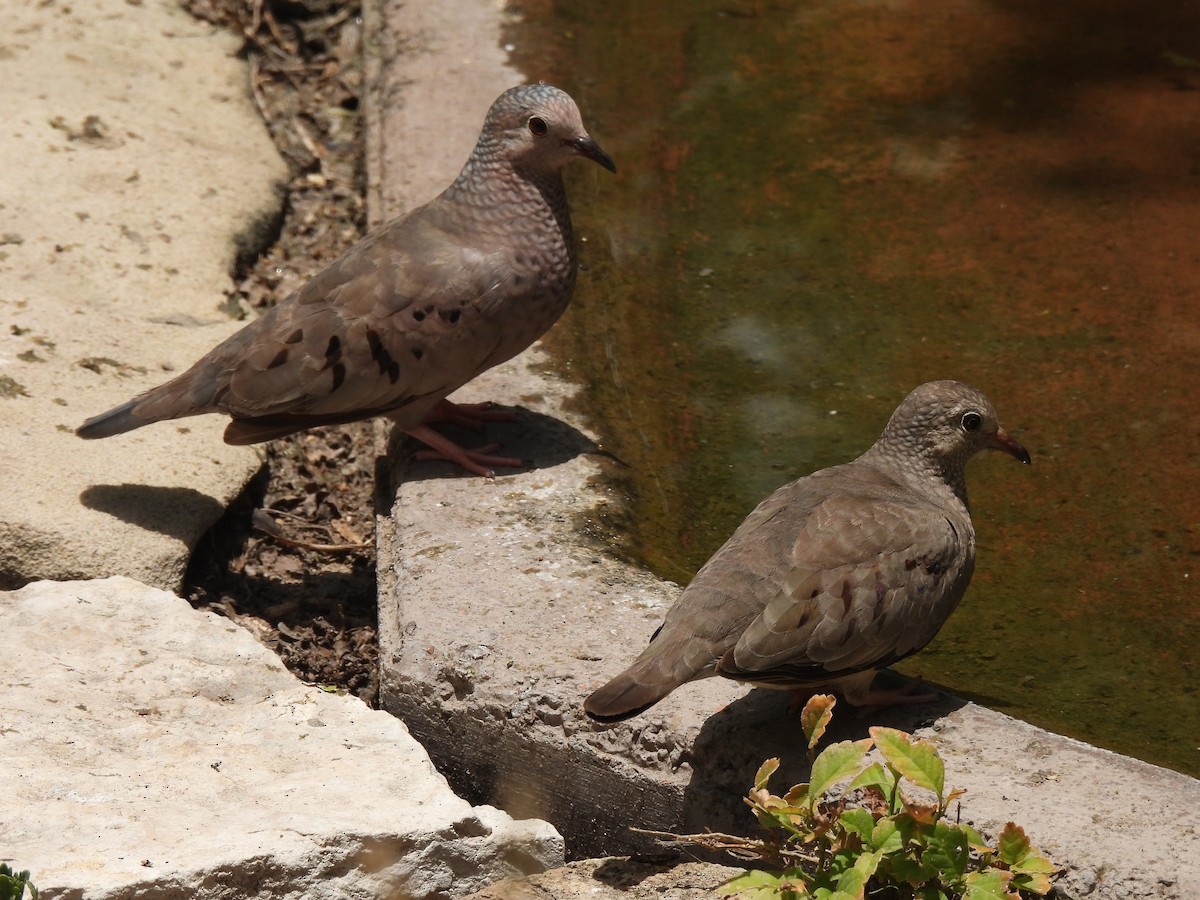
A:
[1,577,564,899]
[0,0,286,591]
[464,859,745,900]
[370,5,1200,896]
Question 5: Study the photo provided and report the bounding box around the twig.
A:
[629,828,820,867]
[251,508,370,553]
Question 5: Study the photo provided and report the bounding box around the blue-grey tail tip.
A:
[76,400,144,439]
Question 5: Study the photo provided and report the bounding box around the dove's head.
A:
[872,380,1030,498]
[482,83,616,176]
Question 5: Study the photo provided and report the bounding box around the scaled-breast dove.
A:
[77,83,615,476]
[584,380,1030,722]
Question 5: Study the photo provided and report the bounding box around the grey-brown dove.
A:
[77,83,615,476]
[584,381,1029,722]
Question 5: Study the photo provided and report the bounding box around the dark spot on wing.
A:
[411,347,423,361]
[905,559,917,571]
[331,361,346,391]
[925,559,944,576]
[268,349,288,369]
[325,335,342,362]
[367,327,398,378]
[413,309,426,322]
[441,308,462,324]
[367,329,384,358]
[840,580,854,616]
[285,329,304,344]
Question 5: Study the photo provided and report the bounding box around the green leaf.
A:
[0,867,36,900]
[808,738,873,806]
[885,853,928,885]
[801,694,837,755]
[997,822,1030,865]
[1012,871,1053,897]
[997,822,1055,883]
[838,807,876,841]
[869,817,905,855]
[826,851,880,900]
[847,761,894,795]
[754,758,781,793]
[922,821,971,882]
[870,727,946,801]
[1013,854,1055,876]
[960,823,989,851]
[722,868,793,899]
[964,868,1017,900]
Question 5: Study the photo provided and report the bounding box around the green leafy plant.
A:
[0,864,38,900]
[643,696,1056,900]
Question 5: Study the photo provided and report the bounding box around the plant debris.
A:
[181,0,380,704]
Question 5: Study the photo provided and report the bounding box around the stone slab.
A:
[0,0,287,591]
[1,577,563,899]
[466,859,745,900]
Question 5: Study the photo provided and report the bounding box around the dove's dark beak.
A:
[571,136,616,173]
[990,428,1031,465]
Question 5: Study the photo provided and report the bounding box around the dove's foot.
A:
[785,677,936,718]
[427,400,519,431]
[845,681,939,718]
[407,425,528,478]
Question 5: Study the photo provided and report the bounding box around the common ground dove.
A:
[584,381,1029,722]
[77,84,615,476]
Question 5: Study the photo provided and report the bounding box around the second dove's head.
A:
[878,380,1031,474]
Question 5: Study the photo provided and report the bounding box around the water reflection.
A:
[510,0,1200,775]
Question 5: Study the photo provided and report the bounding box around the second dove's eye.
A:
[528,116,548,136]
[961,412,983,432]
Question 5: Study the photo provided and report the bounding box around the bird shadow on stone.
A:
[80,483,229,542]
[679,673,969,838]
[589,858,696,890]
[391,405,614,483]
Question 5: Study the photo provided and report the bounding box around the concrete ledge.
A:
[2,577,563,899]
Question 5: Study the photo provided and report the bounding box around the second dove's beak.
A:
[570,135,617,173]
[990,428,1031,465]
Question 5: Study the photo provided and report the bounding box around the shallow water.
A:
[509,0,1200,776]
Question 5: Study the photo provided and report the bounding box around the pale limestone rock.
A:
[1,577,563,898]
[0,0,286,590]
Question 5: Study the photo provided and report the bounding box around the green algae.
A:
[509,0,1200,776]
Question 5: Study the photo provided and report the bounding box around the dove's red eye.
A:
[528,116,548,136]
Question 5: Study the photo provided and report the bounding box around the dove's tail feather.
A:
[76,373,214,440]
[584,637,711,722]
[76,398,155,439]
[584,673,678,723]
